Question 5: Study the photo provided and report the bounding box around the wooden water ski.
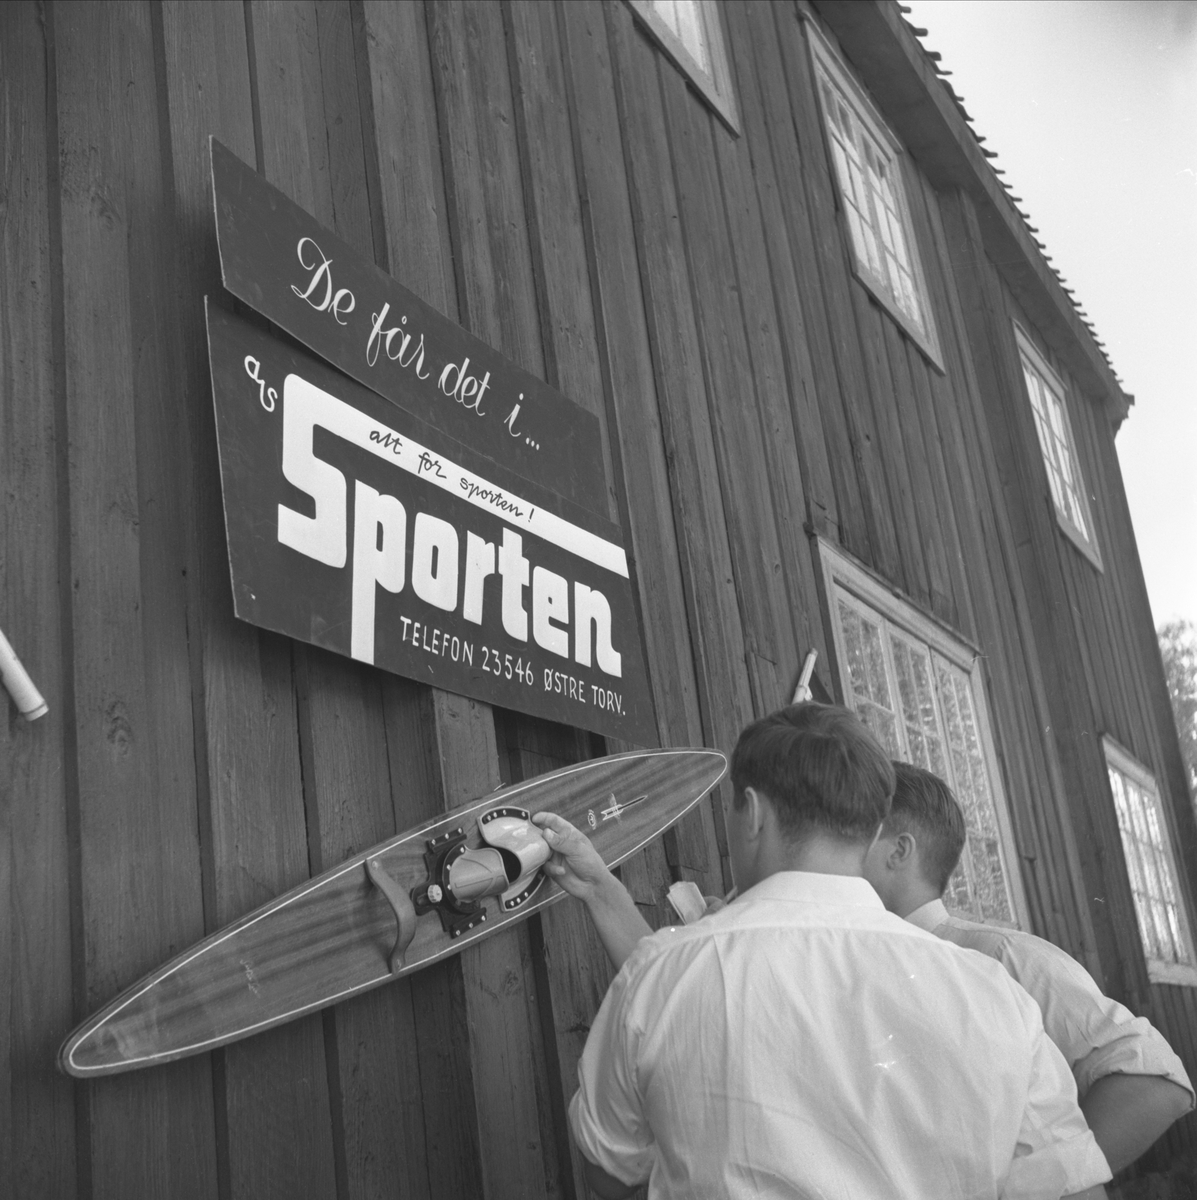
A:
[60,748,726,1077]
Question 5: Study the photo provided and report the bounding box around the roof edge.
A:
[808,0,1131,423]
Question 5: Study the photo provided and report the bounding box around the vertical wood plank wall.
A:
[942,186,1197,1162]
[1,1,1193,1195]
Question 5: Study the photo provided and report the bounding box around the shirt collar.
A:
[738,871,885,909]
[905,898,950,932]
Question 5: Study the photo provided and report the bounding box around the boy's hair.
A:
[730,703,894,844]
[886,762,967,894]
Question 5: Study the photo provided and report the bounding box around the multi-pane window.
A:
[1014,324,1102,568]
[1104,737,1197,985]
[629,1,739,132]
[807,24,941,366]
[821,546,1025,926]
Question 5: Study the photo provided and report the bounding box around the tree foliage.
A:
[1159,619,1197,796]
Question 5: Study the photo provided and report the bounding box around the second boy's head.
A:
[863,761,967,915]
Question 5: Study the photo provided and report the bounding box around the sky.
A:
[904,0,1197,632]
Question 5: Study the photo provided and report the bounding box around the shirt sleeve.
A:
[1002,935,1195,1105]
[1003,988,1112,1199]
[568,952,656,1187]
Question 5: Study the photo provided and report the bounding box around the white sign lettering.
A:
[277,375,624,678]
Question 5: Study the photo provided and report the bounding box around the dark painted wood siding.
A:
[942,186,1197,1165]
[2,1,1192,1196]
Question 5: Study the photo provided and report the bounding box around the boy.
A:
[544,705,1110,1198]
[863,761,1193,1173]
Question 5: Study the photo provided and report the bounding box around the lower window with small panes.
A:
[1103,736,1197,986]
[817,541,1028,928]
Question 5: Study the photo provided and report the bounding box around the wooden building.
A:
[3,1,1194,1196]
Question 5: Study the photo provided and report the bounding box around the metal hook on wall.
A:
[791,649,819,704]
[0,625,48,720]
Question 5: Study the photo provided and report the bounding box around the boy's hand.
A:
[532,811,617,903]
[532,810,653,970]
[701,886,737,916]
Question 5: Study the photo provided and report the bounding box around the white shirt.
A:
[908,898,1194,1103]
[570,872,1110,1200]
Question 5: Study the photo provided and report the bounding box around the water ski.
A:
[59,747,726,1077]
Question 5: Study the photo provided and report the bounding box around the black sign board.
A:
[205,303,656,744]
[210,138,606,516]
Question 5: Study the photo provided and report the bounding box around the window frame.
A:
[804,20,944,371]
[1103,736,1197,987]
[816,539,1030,930]
[1013,322,1103,571]
[628,0,740,134]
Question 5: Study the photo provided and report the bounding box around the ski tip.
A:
[58,1011,147,1079]
[58,1019,108,1078]
[58,1020,175,1079]
[57,1027,88,1078]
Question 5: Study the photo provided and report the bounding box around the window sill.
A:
[1055,506,1104,572]
[850,264,945,375]
[627,0,740,136]
[1147,961,1197,988]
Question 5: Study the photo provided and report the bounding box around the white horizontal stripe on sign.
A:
[284,374,628,577]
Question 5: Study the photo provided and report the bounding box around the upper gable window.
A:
[1014,324,1102,570]
[628,1,739,133]
[1104,737,1197,986]
[818,542,1027,928]
[806,24,942,368]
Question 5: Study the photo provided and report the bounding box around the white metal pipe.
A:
[791,649,818,704]
[0,625,48,720]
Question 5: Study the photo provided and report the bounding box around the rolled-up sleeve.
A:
[1007,936,1195,1106]
[1071,1013,1194,1105]
[569,958,655,1188]
[1005,1009,1112,1199]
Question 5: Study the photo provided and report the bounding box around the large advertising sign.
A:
[210,139,605,513]
[206,143,656,744]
